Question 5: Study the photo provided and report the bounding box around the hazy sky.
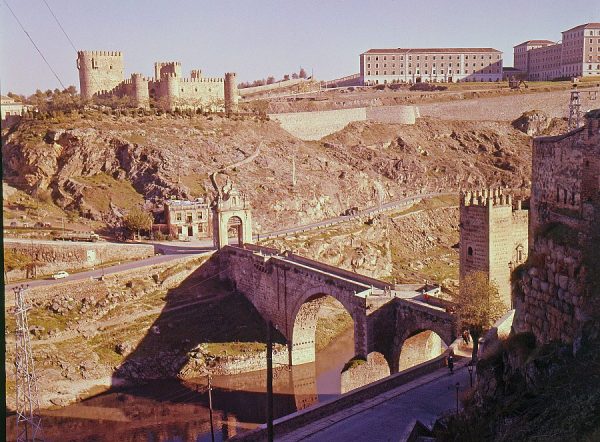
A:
[1,0,599,95]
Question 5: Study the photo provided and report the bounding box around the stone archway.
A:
[396,329,448,372]
[290,294,355,366]
[227,215,243,245]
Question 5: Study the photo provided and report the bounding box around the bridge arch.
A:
[397,329,448,372]
[289,286,359,366]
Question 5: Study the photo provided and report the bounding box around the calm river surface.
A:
[6,329,354,442]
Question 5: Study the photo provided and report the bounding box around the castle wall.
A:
[514,110,600,347]
[78,50,233,111]
[77,51,124,99]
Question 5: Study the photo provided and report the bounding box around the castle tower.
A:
[77,51,124,100]
[154,61,182,80]
[130,73,150,108]
[224,72,239,115]
[459,188,529,307]
[190,69,202,79]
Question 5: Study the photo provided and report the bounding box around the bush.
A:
[409,83,448,91]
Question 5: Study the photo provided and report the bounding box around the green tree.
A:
[4,249,32,283]
[123,207,153,240]
[453,271,507,361]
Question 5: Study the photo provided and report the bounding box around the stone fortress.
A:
[514,109,600,347]
[459,188,529,308]
[77,50,238,112]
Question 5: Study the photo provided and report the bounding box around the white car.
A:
[52,271,69,280]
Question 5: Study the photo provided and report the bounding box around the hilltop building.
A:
[76,50,238,112]
[459,188,529,308]
[360,48,503,85]
[513,23,600,80]
[1,95,29,127]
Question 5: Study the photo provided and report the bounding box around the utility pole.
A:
[266,321,274,442]
[292,156,297,187]
[13,285,44,442]
[568,85,582,130]
[208,374,215,442]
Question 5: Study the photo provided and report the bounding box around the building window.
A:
[467,246,473,256]
[176,213,182,221]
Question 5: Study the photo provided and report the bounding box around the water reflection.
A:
[5,329,354,442]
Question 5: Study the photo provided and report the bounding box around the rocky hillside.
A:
[3,110,532,232]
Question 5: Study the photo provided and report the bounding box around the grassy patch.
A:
[75,173,145,213]
[342,357,366,372]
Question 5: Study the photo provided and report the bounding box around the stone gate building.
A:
[77,50,238,111]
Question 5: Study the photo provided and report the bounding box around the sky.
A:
[1,0,599,95]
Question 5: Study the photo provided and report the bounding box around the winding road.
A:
[4,191,456,292]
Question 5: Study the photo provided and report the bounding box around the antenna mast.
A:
[13,285,44,441]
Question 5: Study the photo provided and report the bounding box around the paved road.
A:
[280,363,470,442]
[4,251,212,292]
[257,191,455,240]
[4,192,454,292]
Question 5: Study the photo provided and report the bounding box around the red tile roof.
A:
[363,47,501,54]
[513,40,556,47]
[563,22,600,33]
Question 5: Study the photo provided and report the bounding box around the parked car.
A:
[51,271,69,280]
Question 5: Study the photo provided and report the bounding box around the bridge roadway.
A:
[278,362,470,442]
[4,191,455,292]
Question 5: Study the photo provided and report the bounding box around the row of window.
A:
[367,61,500,69]
[366,68,500,76]
[174,211,206,222]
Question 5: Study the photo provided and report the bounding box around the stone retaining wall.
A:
[270,105,418,140]
[5,240,155,279]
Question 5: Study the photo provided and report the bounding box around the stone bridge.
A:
[218,244,456,374]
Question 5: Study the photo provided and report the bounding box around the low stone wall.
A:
[270,105,419,140]
[239,78,307,97]
[5,240,155,279]
[231,351,450,441]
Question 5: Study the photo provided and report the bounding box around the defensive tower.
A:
[459,188,529,307]
[224,72,239,115]
[77,51,124,99]
[154,61,182,79]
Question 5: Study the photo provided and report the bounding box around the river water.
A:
[6,329,355,442]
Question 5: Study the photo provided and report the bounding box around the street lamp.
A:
[467,363,474,387]
[455,382,460,414]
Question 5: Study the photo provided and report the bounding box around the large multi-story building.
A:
[77,50,238,112]
[360,48,503,84]
[513,23,600,80]
[512,40,555,74]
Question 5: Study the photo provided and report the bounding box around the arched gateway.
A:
[212,187,253,249]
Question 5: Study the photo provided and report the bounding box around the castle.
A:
[459,188,529,308]
[514,109,600,347]
[76,51,238,112]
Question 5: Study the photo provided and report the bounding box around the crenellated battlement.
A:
[77,50,122,57]
[77,49,237,111]
[460,188,523,209]
[179,77,224,83]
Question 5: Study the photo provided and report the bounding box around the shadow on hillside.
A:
[102,251,291,423]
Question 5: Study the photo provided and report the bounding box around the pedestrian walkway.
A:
[279,360,470,442]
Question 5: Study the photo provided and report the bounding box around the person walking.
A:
[462,329,471,345]
[447,354,455,374]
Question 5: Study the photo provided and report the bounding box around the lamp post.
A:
[266,320,274,442]
[467,363,474,387]
[455,382,460,414]
[208,373,215,442]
